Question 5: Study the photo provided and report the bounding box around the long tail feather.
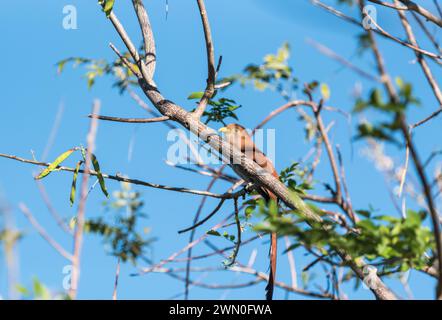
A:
[265,232,277,300]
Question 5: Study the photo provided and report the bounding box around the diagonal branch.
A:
[410,109,442,130]
[131,0,156,81]
[192,0,217,119]
[18,203,73,261]
[306,38,381,83]
[398,0,442,27]
[368,0,442,28]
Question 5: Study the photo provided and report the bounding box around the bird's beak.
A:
[218,127,228,133]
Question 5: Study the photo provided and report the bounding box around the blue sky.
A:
[0,0,441,299]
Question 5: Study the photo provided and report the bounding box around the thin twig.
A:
[35,181,73,235]
[434,0,442,18]
[178,198,226,234]
[306,38,380,83]
[410,109,442,130]
[336,145,357,223]
[225,197,241,267]
[18,203,73,261]
[131,0,156,81]
[88,114,169,124]
[42,102,65,162]
[193,0,216,119]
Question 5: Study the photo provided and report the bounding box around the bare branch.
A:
[314,100,343,201]
[369,0,442,28]
[192,0,216,119]
[224,197,241,267]
[368,0,408,10]
[336,145,357,223]
[306,38,381,83]
[398,0,442,28]
[88,114,169,124]
[131,0,156,80]
[178,198,226,234]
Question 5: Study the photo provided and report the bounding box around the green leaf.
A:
[355,209,371,218]
[15,284,30,297]
[268,199,278,217]
[207,230,221,236]
[35,148,76,180]
[80,146,87,161]
[187,92,204,100]
[56,59,68,74]
[70,160,83,206]
[395,77,404,89]
[283,243,300,253]
[245,206,255,219]
[301,271,310,289]
[369,89,384,108]
[91,154,109,198]
[69,217,77,230]
[320,83,331,101]
[101,0,115,18]
[32,278,51,300]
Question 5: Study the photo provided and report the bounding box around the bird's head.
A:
[219,123,253,151]
[218,123,248,138]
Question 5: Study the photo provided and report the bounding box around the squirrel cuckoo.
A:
[219,123,278,300]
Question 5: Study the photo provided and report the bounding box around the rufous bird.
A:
[219,123,279,300]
